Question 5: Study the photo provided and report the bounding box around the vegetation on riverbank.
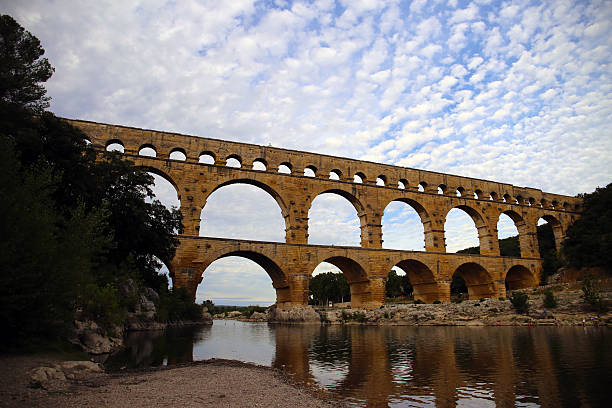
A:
[0,15,200,351]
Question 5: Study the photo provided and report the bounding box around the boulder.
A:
[202,310,213,323]
[268,305,321,323]
[249,311,267,321]
[71,320,124,354]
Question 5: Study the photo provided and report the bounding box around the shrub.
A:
[479,298,486,302]
[509,291,529,314]
[414,299,425,305]
[352,311,367,322]
[81,284,124,330]
[433,300,441,304]
[543,289,557,308]
[581,276,608,312]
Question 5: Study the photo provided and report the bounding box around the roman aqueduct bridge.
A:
[69,119,582,309]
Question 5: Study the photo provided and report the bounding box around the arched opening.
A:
[199,182,286,242]
[490,192,498,201]
[226,155,241,168]
[398,179,407,189]
[382,199,426,251]
[497,212,521,257]
[199,152,215,164]
[456,187,465,197]
[474,189,483,199]
[152,256,173,290]
[304,165,316,177]
[537,215,563,282]
[418,182,426,192]
[353,172,365,183]
[329,169,341,180]
[313,257,370,307]
[139,144,157,157]
[444,207,480,253]
[308,191,362,246]
[503,194,511,203]
[144,171,181,210]
[452,263,495,299]
[278,163,292,174]
[106,140,124,153]
[438,185,446,194]
[196,252,286,307]
[505,265,537,291]
[376,175,386,186]
[393,260,438,303]
[310,262,349,306]
[169,148,186,161]
[252,159,267,171]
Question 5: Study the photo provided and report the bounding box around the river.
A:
[106,321,610,407]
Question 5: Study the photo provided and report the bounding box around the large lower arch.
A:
[137,165,180,196]
[394,259,440,303]
[200,179,288,241]
[320,256,374,308]
[505,265,538,291]
[199,250,290,306]
[453,262,496,299]
[538,214,564,253]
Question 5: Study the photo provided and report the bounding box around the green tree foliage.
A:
[542,289,557,309]
[509,291,529,314]
[0,15,188,347]
[385,270,413,298]
[157,287,203,321]
[580,276,607,312]
[309,272,350,305]
[0,15,54,112]
[563,184,612,272]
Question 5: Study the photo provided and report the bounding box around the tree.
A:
[309,272,350,305]
[563,184,612,272]
[0,15,54,113]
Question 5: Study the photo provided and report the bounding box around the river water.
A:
[106,321,610,407]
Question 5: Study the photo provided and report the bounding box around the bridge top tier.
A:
[67,118,581,212]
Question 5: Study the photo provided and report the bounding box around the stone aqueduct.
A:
[69,119,582,309]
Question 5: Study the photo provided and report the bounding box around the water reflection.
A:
[106,322,610,407]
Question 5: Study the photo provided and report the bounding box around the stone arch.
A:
[199,250,289,305]
[199,151,216,164]
[381,198,429,251]
[505,265,538,291]
[137,165,180,195]
[204,178,289,225]
[304,165,317,177]
[453,262,496,299]
[320,256,372,307]
[445,205,496,254]
[225,154,242,168]
[393,259,439,303]
[169,147,187,161]
[538,214,564,253]
[278,162,292,174]
[105,139,124,152]
[308,189,366,246]
[252,158,267,171]
[138,143,157,157]
[497,210,525,257]
[354,172,366,183]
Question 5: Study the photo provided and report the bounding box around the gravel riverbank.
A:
[0,354,338,408]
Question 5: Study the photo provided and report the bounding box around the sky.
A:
[4,0,611,305]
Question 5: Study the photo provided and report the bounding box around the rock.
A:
[60,361,102,373]
[249,311,267,321]
[29,366,66,388]
[228,311,242,318]
[202,311,213,323]
[268,305,321,323]
[72,320,124,354]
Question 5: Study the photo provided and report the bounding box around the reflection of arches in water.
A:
[505,265,538,290]
[453,263,495,299]
[393,260,438,303]
[196,253,282,306]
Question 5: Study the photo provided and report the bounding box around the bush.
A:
[352,311,367,322]
[81,284,124,330]
[414,299,425,305]
[581,276,608,312]
[509,291,529,314]
[543,289,557,308]
[157,287,202,322]
[433,300,441,304]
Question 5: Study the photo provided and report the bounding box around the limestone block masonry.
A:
[68,118,582,309]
